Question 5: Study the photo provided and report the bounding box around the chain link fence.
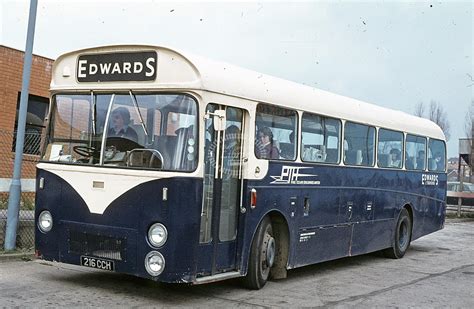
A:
[1,129,41,251]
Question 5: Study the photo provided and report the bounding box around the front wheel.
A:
[384,208,412,259]
[243,217,276,289]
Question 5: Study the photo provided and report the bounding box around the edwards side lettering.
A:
[421,174,439,186]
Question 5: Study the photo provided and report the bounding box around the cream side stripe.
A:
[36,162,199,178]
[44,168,155,215]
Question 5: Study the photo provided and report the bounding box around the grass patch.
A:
[0,196,35,210]
[446,211,474,219]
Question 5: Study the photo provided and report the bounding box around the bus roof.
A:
[51,45,445,141]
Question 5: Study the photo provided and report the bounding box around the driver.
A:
[108,107,138,142]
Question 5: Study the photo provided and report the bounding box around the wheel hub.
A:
[399,220,408,248]
[265,236,276,268]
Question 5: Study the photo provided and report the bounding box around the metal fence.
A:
[0,129,41,251]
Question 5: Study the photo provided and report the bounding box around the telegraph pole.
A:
[4,0,38,251]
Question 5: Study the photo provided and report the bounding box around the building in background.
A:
[458,138,473,184]
[0,45,53,192]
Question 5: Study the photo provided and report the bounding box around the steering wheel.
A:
[73,145,97,157]
[127,149,165,169]
[149,150,165,169]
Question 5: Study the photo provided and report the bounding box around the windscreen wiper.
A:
[90,91,96,136]
[129,90,151,143]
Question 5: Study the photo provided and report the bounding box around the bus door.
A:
[198,104,244,275]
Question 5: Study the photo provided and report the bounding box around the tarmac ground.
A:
[0,219,473,308]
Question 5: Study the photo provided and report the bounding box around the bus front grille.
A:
[68,230,126,261]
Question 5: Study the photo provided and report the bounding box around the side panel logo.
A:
[422,174,439,186]
[270,166,320,185]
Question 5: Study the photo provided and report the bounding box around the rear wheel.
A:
[243,217,275,289]
[384,208,412,259]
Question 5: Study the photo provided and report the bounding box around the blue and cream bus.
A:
[35,45,447,289]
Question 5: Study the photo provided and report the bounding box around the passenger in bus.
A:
[280,131,295,159]
[416,150,425,170]
[256,127,279,159]
[289,131,295,144]
[389,148,401,168]
[223,125,241,178]
[108,107,138,142]
[405,151,414,170]
[434,152,445,171]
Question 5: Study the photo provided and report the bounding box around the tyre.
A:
[243,216,276,289]
[384,208,412,259]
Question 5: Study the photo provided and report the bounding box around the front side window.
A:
[428,138,446,172]
[12,94,49,155]
[406,134,426,171]
[255,104,297,160]
[42,93,198,172]
[377,129,404,169]
[301,113,341,164]
[343,122,375,166]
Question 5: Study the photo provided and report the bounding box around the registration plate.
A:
[80,256,115,271]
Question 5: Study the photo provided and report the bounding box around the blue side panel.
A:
[242,162,446,270]
[295,225,351,266]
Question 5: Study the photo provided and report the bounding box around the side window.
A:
[343,122,375,166]
[12,93,49,155]
[428,139,446,172]
[301,113,341,164]
[406,134,426,171]
[255,104,297,160]
[377,129,404,169]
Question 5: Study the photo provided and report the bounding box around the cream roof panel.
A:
[51,45,445,141]
[51,45,201,91]
[185,53,445,140]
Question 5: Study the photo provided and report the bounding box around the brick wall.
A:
[0,45,53,179]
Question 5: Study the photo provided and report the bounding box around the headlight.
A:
[148,223,167,248]
[38,210,53,233]
[145,251,165,276]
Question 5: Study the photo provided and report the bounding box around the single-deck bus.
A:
[35,45,447,289]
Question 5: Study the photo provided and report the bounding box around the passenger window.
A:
[255,104,297,160]
[343,122,375,166]
[377,129,404,169]
[301,113,341,164]
[406,135,426,171]
[428,139,446,172]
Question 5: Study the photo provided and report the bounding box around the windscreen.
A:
[42,93,198,172]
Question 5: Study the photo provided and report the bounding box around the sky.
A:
[1,0,472,157]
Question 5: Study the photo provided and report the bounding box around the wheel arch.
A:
[244,209,291,279]
[384,203,414,259]
[267,210,290,279]
[402,202,413,223]
[402,203,414,240]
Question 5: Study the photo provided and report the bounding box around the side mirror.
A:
[204,110,226,131]
[212,110,226,131]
